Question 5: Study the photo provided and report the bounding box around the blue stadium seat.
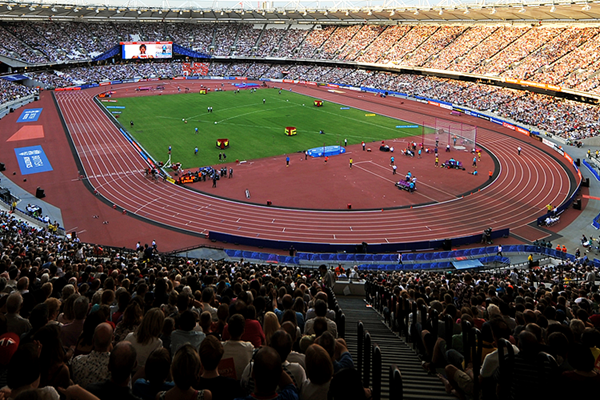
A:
[403,253,417,262]
[380,254,395,263]
[474,248,485,256]
[431,252,442,260]
[438,251,450,260]
[484,246,497,254]
[279,256,296,264]
[453,250,467,258]
[266,254,278,262]
[362,254,374,262]
[224,249,236,257]
[298,253,310,261]
[242,251,254,259]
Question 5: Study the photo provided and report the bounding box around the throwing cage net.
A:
[434,119,477,152]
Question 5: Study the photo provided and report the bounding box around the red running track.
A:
[54,82,574,246]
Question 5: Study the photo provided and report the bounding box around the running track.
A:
[54,82,574,246]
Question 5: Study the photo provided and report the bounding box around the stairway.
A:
[337,296,452,400]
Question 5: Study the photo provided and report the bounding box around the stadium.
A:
[0,1,600,400]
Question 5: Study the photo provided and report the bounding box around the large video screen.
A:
[121,41,173,60]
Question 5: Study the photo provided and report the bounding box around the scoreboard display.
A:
[121,41,173,59]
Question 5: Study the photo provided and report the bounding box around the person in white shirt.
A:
[221,314,253,380]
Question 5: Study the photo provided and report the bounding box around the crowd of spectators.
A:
[254,27,288,58]
[368,260,600,399]
[0,79,37,104]
[232,25,262,57]
[317,24,362,60]
[8,21,600,95]
[0,203,371,400]
[10,56,600,139]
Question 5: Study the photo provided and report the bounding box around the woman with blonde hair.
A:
[125,308,165,375]
[262,311,280,344]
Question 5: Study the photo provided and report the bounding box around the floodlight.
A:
[518,7,526,13]
[439,9,443,15]
[550,5,556,12]
[414,10,419,15]
[390,10,395,16]
[464,8,470,15]
[583,4,591,11]
[490,8,496,14]
[7,5,12,10]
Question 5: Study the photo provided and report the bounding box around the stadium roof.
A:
[3,0,600,22]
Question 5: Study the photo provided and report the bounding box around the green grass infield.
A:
[107,88,431,168]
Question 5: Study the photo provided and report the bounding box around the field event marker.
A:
[340,107,350,110]
[7,125,45,141]
[14,145,53,175]
[365,113,376,117]
[16,108,43,123]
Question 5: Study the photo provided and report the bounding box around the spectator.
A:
[34,324,71,390]
[170,310,205,356]
[263,311,280,344]
[124,308,164,376]
[304,300,337,337]
[195,335,244,400]
[87,341,140,400]
[7,343,59,400]
[71,322,113,388]
[301,344,333,400]
[236,346,298,400]
[6,292,32,336]
[61,296,89,348]
[132,348,174,400]
[157,344,211,400]
[220,314,253,380]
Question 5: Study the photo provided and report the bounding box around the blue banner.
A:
[106,106,126,109]
[16,108,43,123]
[490,118,504,125]
[14,145,53,175]
[0,74,28,82]
[396,125,419,128]
[340,107,350,110]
